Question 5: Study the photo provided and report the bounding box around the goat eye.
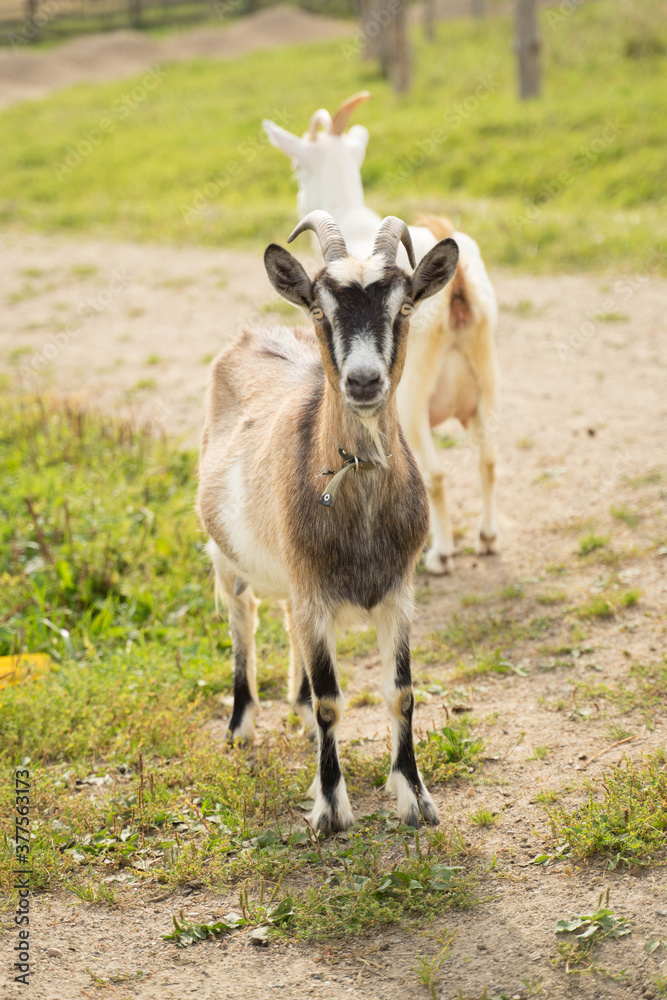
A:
[311,307,324,321]
[400,302,413,316]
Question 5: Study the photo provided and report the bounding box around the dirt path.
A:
[0,6,353,110]
[1,232,667,999]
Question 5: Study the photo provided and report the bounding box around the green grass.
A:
[548,751,667,865]
[0,0,665,273]
[469,808,495,828]
[578,532,610,556]
[0,396,480,934]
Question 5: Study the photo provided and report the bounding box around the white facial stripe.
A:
[326,253,387,288]
[316,285,344,368]
[342,333,385,381]
[382,284,406,363]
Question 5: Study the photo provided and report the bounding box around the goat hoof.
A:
[424,548,454,575]
[478,532,498,555]
[226,731,252,749]
[307,780,354,836]
[388,771,440,827]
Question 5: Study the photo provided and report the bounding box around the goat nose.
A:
[346,369,383,402]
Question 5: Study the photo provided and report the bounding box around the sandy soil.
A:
[0,6,354,110]
[1,231,666,999]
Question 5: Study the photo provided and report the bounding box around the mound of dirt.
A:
[0,6,353,110]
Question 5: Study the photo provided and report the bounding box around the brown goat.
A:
[197,211,459,834]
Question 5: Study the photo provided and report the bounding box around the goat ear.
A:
[262,120,313,165]
[343,125,369,168]
[264,244,313,309]
[410,238,459,305]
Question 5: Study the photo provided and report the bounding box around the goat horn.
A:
[288,210,348,263]
[331,91,371,135]
[373,216,416,270]
[308,108,333,141]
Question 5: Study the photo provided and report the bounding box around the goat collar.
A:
[318,446,385,507]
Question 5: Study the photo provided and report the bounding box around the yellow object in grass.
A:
[0,654,52,690]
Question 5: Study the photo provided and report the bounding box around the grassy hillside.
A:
[0,0,665,272]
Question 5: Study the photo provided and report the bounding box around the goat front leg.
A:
[283,601,315,738]
[374,595,439,827]
[470,408,498,555]
[294,607,353,835]
[208,541,259,743]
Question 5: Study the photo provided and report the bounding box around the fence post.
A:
[516,0,541,99]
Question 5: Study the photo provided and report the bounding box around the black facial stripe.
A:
[316,269,410,366]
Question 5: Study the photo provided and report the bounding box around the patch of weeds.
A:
[128,377,157,393]
[537,590,567,605]
[577,595,615,619]
[555,888,630,975]
[610,505,641,528]
[434,432,459,449]
[414,934,453,999]
[458,648,528,679]
[416,720,483,783]
[469,808,495,828]
[528,746,549,761]
[546,562,569,575]
[607,723,634,741]
[8,346,32,364]
[500,584,524,601]
[348,689,381,709]
[431,611,542,658]
[459,593,489,607]
[595,311,628,323]
[577,588,640,620]
[548,751,667,866]
[655,973,667,998]
[579,533,610,556]
[625,469,662,489]
[521,976,544,995]
[144,354,163,366]
[337,628,377,658]
[517,436,535,450]
[69,264,98,278]
[66,879,117,905]
[292,834,475,940]
[200,353,214,365]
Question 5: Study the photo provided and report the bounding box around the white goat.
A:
[263,94,500,573]
[198,211,459,833]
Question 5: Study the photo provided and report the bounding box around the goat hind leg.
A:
[425,469,455,575]
[283,601,315,738]
[208,540,259,743]
[470,410,499,555]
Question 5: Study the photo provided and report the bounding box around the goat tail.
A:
[416,214,473,331]
[416,213,455,241]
